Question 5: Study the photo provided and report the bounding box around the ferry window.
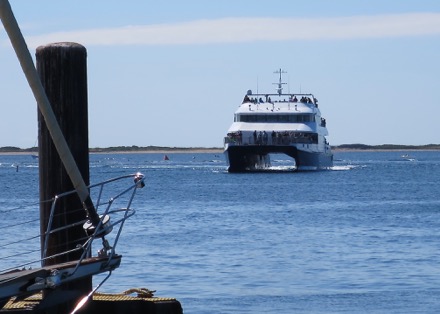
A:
[238,114,317,123]
[304,115,314,122]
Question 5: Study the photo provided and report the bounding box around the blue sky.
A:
[1,0,440,148]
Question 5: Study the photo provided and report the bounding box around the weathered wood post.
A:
[36,42,92,311]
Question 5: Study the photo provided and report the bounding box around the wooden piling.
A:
[30,43,183,314]
[36,42,91,312]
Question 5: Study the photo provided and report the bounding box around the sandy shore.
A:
[0,151,37,156]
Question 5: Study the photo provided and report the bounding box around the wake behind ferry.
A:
[224,69,333,172]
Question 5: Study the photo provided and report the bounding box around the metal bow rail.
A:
[0,172,145,307]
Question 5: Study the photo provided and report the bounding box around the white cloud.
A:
[22,13,440,48]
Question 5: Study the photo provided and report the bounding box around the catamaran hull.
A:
[224,145,333,172]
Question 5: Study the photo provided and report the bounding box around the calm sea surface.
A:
[1,150,440,313]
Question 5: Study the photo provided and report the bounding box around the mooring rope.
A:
[122,288,156,298]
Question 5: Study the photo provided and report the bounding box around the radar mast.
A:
[273,68,287,95]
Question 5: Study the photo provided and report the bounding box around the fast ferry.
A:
[224,69,333,172]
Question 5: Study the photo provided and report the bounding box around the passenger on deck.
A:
[292,96,298,102]
[263,131,268,145]
[243,95,251,103]
[257,132,262,145]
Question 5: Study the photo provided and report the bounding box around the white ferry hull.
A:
[224,144,333,172]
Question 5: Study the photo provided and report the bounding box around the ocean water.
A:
[1,150,440,313]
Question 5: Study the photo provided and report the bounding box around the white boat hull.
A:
[224,144,333,172]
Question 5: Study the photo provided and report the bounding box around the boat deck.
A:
[0,256,121,304]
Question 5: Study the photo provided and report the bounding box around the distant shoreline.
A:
[1,144,439,156]
[0,148,224,156]
[91,148,223,154]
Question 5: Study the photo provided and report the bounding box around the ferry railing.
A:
[225,133,318,146]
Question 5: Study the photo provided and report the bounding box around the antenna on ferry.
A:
[256,75,259,94]
[273,68,287,95]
